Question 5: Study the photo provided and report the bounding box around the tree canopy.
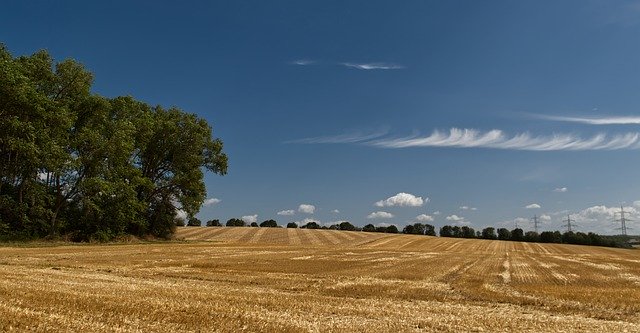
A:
[0,45,227,241]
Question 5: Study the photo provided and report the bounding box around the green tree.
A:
[187,217,201,227]
[362,224,376,232]
[497,228,511,240]
[461,226,476,238]
[206,219,221,227]
[439,225,454,237]
[226,218,245,227]
[259,219,278,228]
[524,231,539,242]
[511,228,524,241]
[302,221,320,229]
[286,222,298,228]
[481,227,497,240]
[338,221,356,231]
[386,225,399,233]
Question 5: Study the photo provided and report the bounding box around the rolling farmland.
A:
[1,227,639,332]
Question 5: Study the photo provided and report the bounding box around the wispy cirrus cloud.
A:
[371,128,640,151]
[535,114,640,125]
[341,62,404,70]
[290,59,315,66]
[286,129,387,144]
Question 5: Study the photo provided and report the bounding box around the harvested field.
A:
[1,227,639,332]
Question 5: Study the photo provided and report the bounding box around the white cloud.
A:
[634,200,640,208]
[298,204,316,214]
[433,211,441,215]
[371,128,640,151]
[277,210,295,216]
[535,114,640,125]
[367,211,394,219]
[287,129,387,144]
[375,193,426,207]
[242,215,258,224]
[570,204,639,234]
[553,187,568,193]
[331,209,340,214]
[525,203,541,209]
[415,214,434,222]
[460,206,477,211]
[539,214,552,221]
[175,209,188,221]
[291,59,315,66]
[203,198,221,206]
[293,218,320,226]
[342,62,404,70]
[445,215,467,223]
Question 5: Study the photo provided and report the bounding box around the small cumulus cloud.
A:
[553,187,568,193]
[539,214,552,221]
[446,215,466,223]
[277,210,295,216]
[298,204,316,214]
[342,62,404,70]
[525,203,541,209]
[367,211,394,219]
[433,211,441,215]
[375,193,426,207]
[242,215,258,224]
[415,214,434,222]
[203,198,221,206]
[331,209,340,214]
[459,206,477,211]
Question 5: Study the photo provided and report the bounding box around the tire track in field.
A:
[189,227,232,241]
[248,228,267,244]
[315,230,341,245]
[300,229,323,246]
[176,227,208,238]
[222,227,253,243]
[286,229,302,246]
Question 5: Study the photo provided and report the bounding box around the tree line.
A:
[0,45,228,241]
[195,218,625,248]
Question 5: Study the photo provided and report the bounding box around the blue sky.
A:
[3,1,640,234]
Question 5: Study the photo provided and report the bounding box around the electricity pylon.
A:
[561,214,576,233]
[614,205,632,236]
[531,214,541,233]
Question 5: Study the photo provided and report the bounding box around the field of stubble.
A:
[0,227,639,332]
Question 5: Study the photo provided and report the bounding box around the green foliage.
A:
[286,222,298,228]
[439,225,453,237]
[385,225,399,233]
[481,227,497,240]
[337,221,356,231]
[259,219,278,228]
[301,221,320,229]
[187,217,202,227]
[497,228,511,240]
[206,219,221,227]
[362,224,376,232]
[0,45,227,241]
[226,218,245,227]
[511,228,524,241]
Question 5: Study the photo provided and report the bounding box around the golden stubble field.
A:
[1,227,639,332]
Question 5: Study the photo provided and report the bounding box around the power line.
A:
[614,205,632,236]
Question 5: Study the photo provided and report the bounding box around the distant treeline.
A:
[0,45,227,241]
[196,219,630,248]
